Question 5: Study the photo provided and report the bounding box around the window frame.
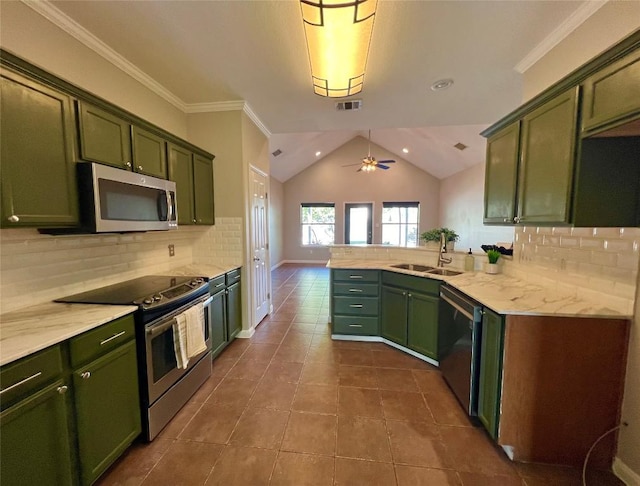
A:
[300,202,336,247]
[381,201,420,247]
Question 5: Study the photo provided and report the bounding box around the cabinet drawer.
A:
[333,316,379,335]
[333,296,379,316]
[382,271,441,295]
[209,275,226,294]
[70,314,135,367]
[0,345,64,408]
[226,268,241,286]
[333,269,379,283]
[333,282,378,297]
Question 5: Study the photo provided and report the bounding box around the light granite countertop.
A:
[0,263,241,367]
[328,259,632,319]
[0,302,136,367]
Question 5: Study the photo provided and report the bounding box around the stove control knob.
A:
[190,279,200,286]
[143,298,153,305]
[153,294,162,301]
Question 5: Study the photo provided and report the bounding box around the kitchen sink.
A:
[425,268,463,276]
[390,263,436,272]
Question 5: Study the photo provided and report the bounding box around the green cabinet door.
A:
[581,48,640,135]
[73,340,141,486]
[1,70,79,227]
[131,126,167,178]
[477,309,504,440]
[227,281,242,340]
[407,292,439,360]
[193,154,215,225]
[380,285,408,346]
[517,87,579,225]
[210,290,228,358]
[167,143,195,225]
[0,380,73,486]
[483,122,520,225]
[78,101,132,170]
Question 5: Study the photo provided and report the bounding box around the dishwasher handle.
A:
[440,293,476,321]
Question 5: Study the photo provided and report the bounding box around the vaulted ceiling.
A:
[40,1,598,181]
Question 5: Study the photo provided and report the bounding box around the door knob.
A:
[253,257,260,262]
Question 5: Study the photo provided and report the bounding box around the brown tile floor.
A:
[98,264,623,486]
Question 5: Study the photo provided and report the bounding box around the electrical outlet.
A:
[168,244,175,257]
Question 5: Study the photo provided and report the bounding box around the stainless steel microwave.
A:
[77,162,177,233]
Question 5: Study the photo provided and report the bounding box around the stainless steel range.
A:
[57,275,213,440]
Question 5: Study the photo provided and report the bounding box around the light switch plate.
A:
[168,244,175,257]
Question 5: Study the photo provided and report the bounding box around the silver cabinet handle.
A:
[100,330,126,346]
[514,216,521,223]
[57,385,68,395]
[0,371,42,396]
[7,215,19,223]
[408,293,412,298]
[214,282,224,288]
[125,162,132,168]
[503,218,509,223]
[137,165,143,171]
[81,371,91,380]
[349,275,363,279]
[349,304,363,308]
[348,324,363,328]
[193,219,197,223]
[234,275,241,280]
[348,288,363,293]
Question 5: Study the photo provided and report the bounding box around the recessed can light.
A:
[431,78,454,91]
[315,151,321,157]
[402,148,409,154]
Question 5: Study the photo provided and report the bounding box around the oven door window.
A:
[149,327,178,385]
[98,178,168,222]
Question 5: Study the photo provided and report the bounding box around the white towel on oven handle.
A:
[173,314,189,370]
[184,302,207,358]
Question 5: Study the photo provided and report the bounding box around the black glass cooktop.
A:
[55,275,204,306]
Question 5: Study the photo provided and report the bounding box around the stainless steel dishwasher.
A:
[438,285,483,416]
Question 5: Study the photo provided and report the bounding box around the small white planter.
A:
[485,263,500,274]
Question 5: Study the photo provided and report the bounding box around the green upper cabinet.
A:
[477,308,504,440]
[581,48,640,135]
[168,143,195,224]
[517,87,579,225]
[380,285,408,346]
[73,340,141,486]
[483,122,520,225]
[131,126,167,178]
[167,145,214,225]
[406,292,439,360]
[0,380,74,486]
[193,154,215,225]
[1,70,79,228]
[77,101,132,170]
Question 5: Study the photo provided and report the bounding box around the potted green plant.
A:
[486,249,501,274]
[420,227,459,251]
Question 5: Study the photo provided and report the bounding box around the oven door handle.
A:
[440,293,475,321]
[203,296,213,307]
[147,318,177,337]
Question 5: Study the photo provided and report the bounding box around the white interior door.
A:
[250,168,269,326]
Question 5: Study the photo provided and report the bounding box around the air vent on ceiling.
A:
[336,100,362,111]
[272,149,283,157]
[454,142,468,151]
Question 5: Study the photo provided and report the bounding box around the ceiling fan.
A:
[343,130,396,173]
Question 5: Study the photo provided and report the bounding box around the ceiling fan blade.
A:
[377,159,396,164]
[342,163,364,167]
[378,164,390,170]
[356,166,363,172]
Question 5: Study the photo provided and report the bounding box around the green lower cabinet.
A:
[406,292,439,360]
[210,289,228,358]
[73,340,141,486]
[477,308,505,440]
[0,380,74,486]
[227,281,242,340]
[380,285,408,346]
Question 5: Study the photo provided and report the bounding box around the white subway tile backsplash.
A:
[580,238,605,250]
[593,227,622,238]
[571,227,595,237]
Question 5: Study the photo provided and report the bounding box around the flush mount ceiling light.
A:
[300,0,378,98]
[315,151,322,156]
[430,78,454,91]
[402,148,409,154]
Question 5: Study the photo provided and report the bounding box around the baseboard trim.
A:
[331,334,439,367]
[280,260,328,265]
[271,261,285,270]
[613,457,640,485]
[237,328,255,339]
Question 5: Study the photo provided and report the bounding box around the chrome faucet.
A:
[438,232,452,267]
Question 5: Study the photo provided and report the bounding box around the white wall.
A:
[439,162,514,253]
[283,136,440,262]
[521,5,640,479]
[0,1,188,137]
[269,177,285,268]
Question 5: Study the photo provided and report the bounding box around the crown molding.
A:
[514,0,608,74]
[243,104,272,138]
[22,0,187,111]
[184,101,246,113]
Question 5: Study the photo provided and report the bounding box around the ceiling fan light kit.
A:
[300,0,377,98]
[343,129,396,173]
